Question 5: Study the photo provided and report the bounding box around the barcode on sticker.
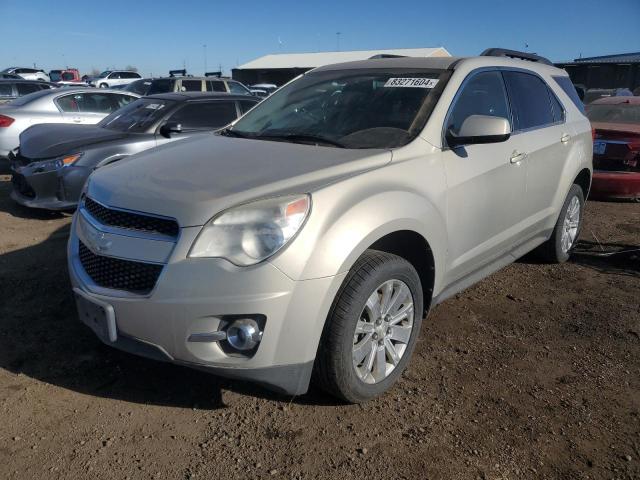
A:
[384,78,439,88]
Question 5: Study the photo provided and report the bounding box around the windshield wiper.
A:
[219,128,253,138]
[253,133,346,148]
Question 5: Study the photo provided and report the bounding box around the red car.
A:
[586,96,640,201]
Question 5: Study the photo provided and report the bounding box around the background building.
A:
[232,47,451,87]
[555,52,640,92]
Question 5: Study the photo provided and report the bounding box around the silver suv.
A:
[68,49,592,402]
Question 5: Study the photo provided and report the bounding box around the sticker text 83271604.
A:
[383,78,439,88]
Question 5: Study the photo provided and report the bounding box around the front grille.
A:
[84,197,179,237]
[11,173,36,199]
[79,241,163,294]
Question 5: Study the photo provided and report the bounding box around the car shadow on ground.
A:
[571,239,640,277]
[0,224,342,410]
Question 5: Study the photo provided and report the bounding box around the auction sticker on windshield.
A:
[384,78,439,88]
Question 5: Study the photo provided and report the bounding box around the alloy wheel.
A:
[352,279,414,384]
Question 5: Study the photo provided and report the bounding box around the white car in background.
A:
[1,67,50,82]
[90,71,142,89]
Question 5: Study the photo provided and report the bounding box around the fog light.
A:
[226,318,262,351]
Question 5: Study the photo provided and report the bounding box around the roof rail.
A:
[368,54,407,59]
[169,69,187,77]
[204,71,222,77]
[480,48,553,66]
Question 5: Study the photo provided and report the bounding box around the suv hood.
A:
[19,124,132,160]
[88,134,391,227]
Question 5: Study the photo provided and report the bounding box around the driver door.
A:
[439,70,528,284]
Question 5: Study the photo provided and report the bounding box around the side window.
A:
[447,71,510,135]
[112,94,137,109]
[552,76,585,113]
[503,71,554,131]
[16,83,41,95]
[181,80,203,92]
[56,94,80,112]
[109,72,121,79]
[239,100,258,114]
[168,101,238,129]
[206,80,226,92]
[227,81,250,95]
[548,90,565,123]
[76,93,119,113]
[0,84,13,97]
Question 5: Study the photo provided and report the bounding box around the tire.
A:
[315,250,424,403]
[536,184,585,263]
[99,83,108,89]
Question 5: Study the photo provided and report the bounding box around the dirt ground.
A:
[0,169,638,480]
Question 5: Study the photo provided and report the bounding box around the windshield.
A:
[49,71,62,82]
[229,69,446,148]
[99,71,111,78]
[99,98,175,133]
[587,103,640,125]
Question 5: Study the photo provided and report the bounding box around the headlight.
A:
[188,194,311,266]
[60,152,83,166]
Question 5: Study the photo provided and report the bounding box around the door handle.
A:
[72,117,82,123]
[510,151,527,164]
[561,133,571,144]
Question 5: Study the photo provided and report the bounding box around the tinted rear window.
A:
[503,71,554,131]
[147,79,175,95]
[552,76,585,113]
[0,84,13,97]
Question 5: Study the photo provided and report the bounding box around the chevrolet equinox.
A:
[68,49,592,402]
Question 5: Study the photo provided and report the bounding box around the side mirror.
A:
[446,115,511,147]
[160,122,182,138]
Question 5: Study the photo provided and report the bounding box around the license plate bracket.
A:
[73,288,117,343]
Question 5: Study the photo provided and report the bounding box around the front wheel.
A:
[99,83,108,88]
[536,184,585,263]
[315,250,424,403]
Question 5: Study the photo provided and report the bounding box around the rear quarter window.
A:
[552,76,585,114]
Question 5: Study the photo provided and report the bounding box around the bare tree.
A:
[124,65,138,73]
[90,67,101,76]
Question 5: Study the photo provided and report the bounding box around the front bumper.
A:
[67,208,344,396]
[590,171,640,200]
[9,158,89,210]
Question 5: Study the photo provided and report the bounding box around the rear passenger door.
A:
[502,71,570,230]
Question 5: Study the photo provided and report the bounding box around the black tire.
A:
[314,249,424,403]
[536,184,585,263]
[99,83,108,89]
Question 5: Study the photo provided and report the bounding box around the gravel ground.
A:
[0,171,638,480]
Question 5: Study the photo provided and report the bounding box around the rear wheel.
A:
[536,184,584,263]
[315,250,423,403]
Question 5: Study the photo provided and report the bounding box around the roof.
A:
[313,56,461,72]
[236,47,451,70]
[145,92,259,101]
[560,52,640,65]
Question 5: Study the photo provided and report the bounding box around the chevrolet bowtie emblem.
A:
[82,219,112,253]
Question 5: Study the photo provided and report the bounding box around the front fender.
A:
[271,187,447,295]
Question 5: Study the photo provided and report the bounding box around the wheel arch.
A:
[368,230,436,313]
[573,168,592,199]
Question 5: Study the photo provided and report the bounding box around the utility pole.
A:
[203,44,207,75]
[336,32,341,51]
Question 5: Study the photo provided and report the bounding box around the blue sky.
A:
[2,0,639,77]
